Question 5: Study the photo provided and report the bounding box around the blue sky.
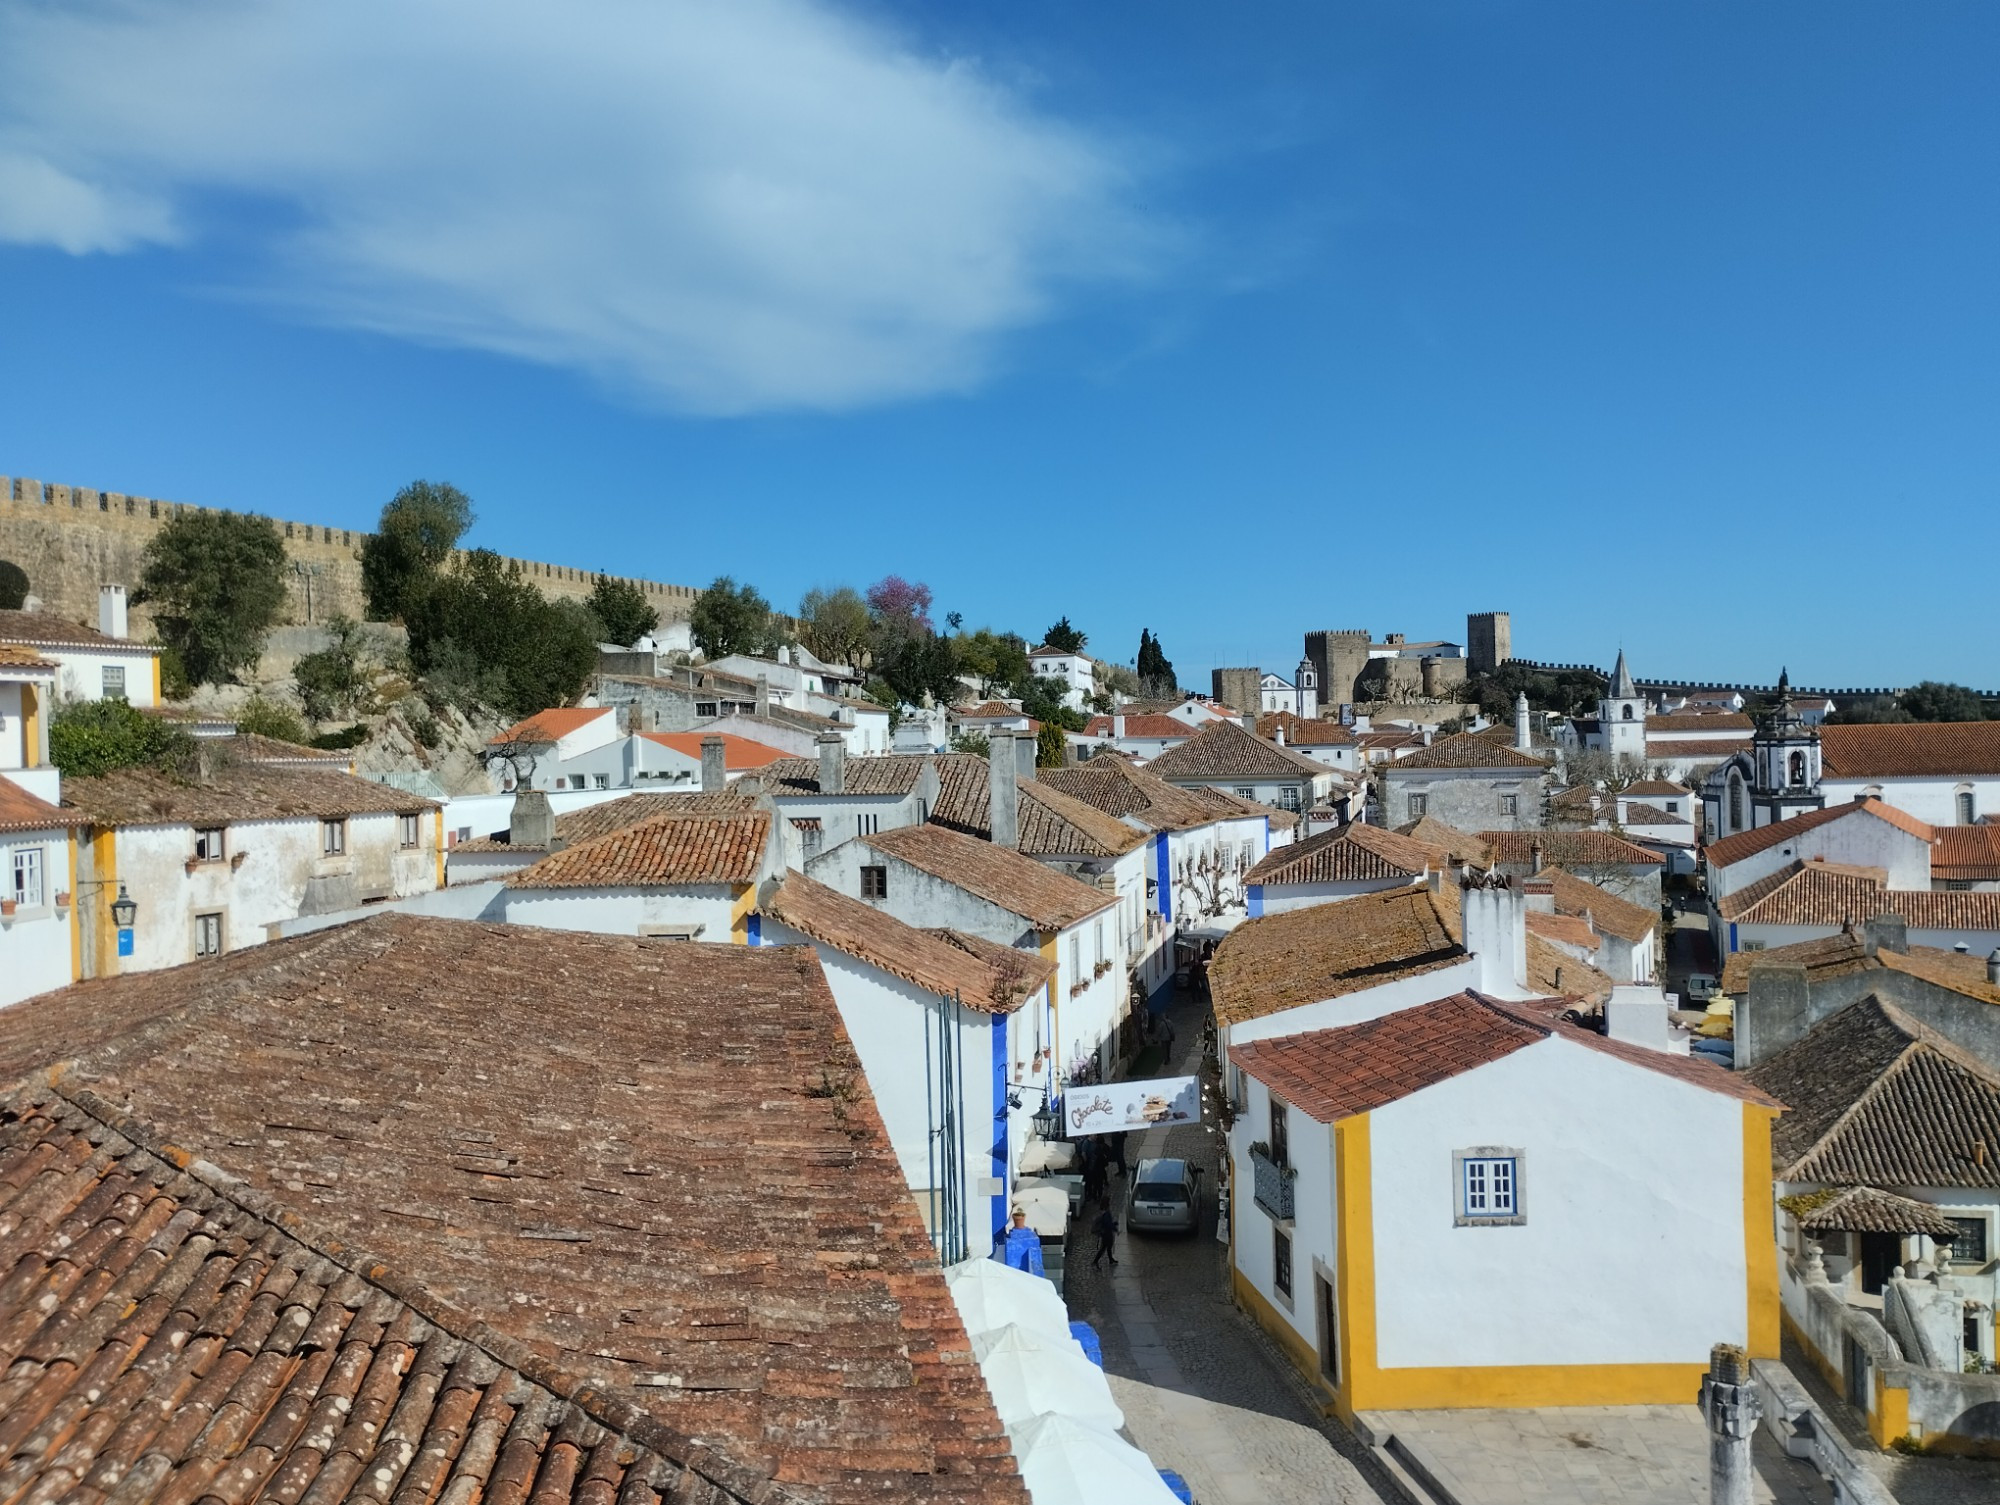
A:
[2,1,1995,689]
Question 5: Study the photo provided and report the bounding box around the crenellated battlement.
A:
[0,474,698,631]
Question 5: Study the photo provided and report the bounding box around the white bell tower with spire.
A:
[1599,650,1647,763]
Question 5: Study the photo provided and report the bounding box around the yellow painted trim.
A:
[1782,1310,1842,1394]
[1743,1104,1781,1359]
[150,653,161,705]
[90,828,118,978]
[21,683,38,769]
[433,809,445,890]
[730,883,755,944]
[1039,931,1060,1046]
[1867,1375,1910,1450]
[1235,1267,1336,1409]
[1333,1113,1372,1423]
[67,831,81,981]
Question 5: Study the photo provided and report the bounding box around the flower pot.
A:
[230,852,248,871]
[0,900,15,918]
[53,892,69,909]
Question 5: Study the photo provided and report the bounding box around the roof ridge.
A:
[29,1080,803,1505]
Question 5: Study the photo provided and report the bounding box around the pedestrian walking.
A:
[1161,1016,1176,1057]
[1081,1145,1105,1207]
[1091,1204,1119,1269]
[1111,1130,1129,1177]
[1000,1206,1044,1277]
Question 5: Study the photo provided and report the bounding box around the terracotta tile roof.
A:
[954,701,1028,720]
[63,760,436,828]
[1648,712,1755,733]
[228,730,354,764]
[928,759,1147,859]
[1621,803,1684,827]
[861,824,1115,932]
[0,641,57,670]
[1716,859,2000,931]
[1230,990,1776,1124]
[754,753,931,798]
[640,730,789,769]
[1143,720,1329,782]
[0,608,156,652]
[1526,911,1600,950]
[1245,822,1445,886]
[1748,996,2000,1188]
[760,874,1052,1013]
[1358,729,1425,750]
[1625,780,1690,797]
[1705,798,1935,870]
[1795,1185,1959,1239]
[1480,829,1664,868]
[488,706,615,745]
[0,918,1026,1503]
[1080,713,1195,739]
[1719,930,1873,994]
[454,790,753,852]
[1186,785,1303,833]
[1646,738,1751,760]
[1393,816,1492,866]
[1255,712,1358,746]
[1820,721,2000,779]
[1039,758,1241,833]
[507,811,771,889]
[1933,823,2000,882]
[1387,732,1546,771]
[1529,864,1657,945]
[0,776,84,833]
[1211,886,1464,1026]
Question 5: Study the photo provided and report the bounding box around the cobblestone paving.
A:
[1058,985,1392,1505]
[1366,1406,1829,1505]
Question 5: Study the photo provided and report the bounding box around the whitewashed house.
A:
[1715,864,2000,959]
[1244,822,1448,917]
[1074,713,1197,762]
[755,872,1056,1260]
[1213,876,1781,1417]
[1144,718,1335,816]
[805,820,1125,1087]
[62,749,441,978]
[1818,722,2000,828]
[484,706,622,792]
[1256,712,1361,773]
[0,645,80,1005]
[1027,644,1096,712]
[1379,732,1547,833]
[0,591,162,707]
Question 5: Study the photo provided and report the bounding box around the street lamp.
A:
[1006,1083,1063,1141]
[110,885,137,930]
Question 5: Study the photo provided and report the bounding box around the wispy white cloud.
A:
[0,0,1164,413]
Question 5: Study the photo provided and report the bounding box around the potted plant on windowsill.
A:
[230,851,248,871]
[0,899,15,919]
[183,857,200,876]
[53,892,70,912]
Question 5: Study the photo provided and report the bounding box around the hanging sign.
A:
[117,927,134,957]
[1063,1075,1200,1136]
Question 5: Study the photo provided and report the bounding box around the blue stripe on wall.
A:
[746,913,761,946]
[1155,832,1171,922]
[1247,885,1263,919]
[991,1012,1008,1247]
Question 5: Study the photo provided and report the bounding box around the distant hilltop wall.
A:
[0,474,700,634]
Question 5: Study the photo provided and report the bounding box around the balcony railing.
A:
[1250,1147,1294,1221]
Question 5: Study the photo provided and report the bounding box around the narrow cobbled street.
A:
[1059,984,1395,1505]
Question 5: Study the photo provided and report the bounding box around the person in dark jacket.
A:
[1091,1205,1119,1269]
[1001,1207,1045,1276]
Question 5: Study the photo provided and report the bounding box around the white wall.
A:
[1254,876,1420,917]
[0,827,74,1005]
[46,644,159,708]
[1370,1037,1749,1367]
[1709,811,1932,899]
[1222,956,1485,1050]
[501,882,741,940]
[1230,1078,1338,1355]
[1824,775,2000,829]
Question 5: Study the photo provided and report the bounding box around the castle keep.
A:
[1,475,699,633]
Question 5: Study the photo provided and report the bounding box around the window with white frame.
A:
[1498,794,1518,817]
[594,774,609,790]
[194,827,225,862]
[194,911,224,958]
[1235,786,1254,800]
[399,814,421,848]
[1957,790,1976,826]
[1408,793,1428,818]
[322,819,346,856]
[1946,1216,1989,1266]
[1455,1149,1524,1225]
[102,664,126,699]
[10,847,45,908]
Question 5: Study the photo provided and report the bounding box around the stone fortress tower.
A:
[1211,667,1263,716]
[1467,611,1512,675]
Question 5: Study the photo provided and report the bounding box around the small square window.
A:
[322,819,347,857]
[594,774,609,790]
[194,827,225,862]
[1235,786,1255,800]
[10,847,45,909]
[1947,1216,1989,1266]
[1273,1226,1293,1298]
[101,664,127,699]
[399,814,421,849]
[1407,793,1428,818]
[860,865,888,900]
[194,911,224,958]
[1456,1150,1524,1225]
[1499,794,1518,817]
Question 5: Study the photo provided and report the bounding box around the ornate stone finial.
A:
[1803,1240,1828,1283]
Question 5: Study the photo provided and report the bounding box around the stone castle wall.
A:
[0,474,699,635]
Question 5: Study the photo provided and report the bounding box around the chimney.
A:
[1604,984,1674,1052]
[756,673,771,714]
[1112,712,1126,740]
[1015,729,1039,782]
[1530,839,1545,873]
[701,735,727,793]
[990,731,1019,849]
[1862,911,1907,957]
[99,584,128,640]
[509,790,555,850]
[1514,691,1531,752]
[1240,711,1257,735]
[1989,949,2000,986]
[816,730,846,796]
[1276,726,1286,746]
[1461,871,1527,995]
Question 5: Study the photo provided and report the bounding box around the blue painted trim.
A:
[746,912,761,946]
[1144,966,1176,1015]
[1728,921,1738,954]
[1247,885,1264,919]
[1155,832,1172,921]
[990,1012,1009,1246]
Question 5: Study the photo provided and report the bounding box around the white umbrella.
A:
[944,1257,1071,1344]
[1006,1412,1182,1505]
[1012,1180,1070,1236]
[972,1324,1122,1432]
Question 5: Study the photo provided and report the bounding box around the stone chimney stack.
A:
[1862,911,1908,957]
[756,673,771,714]
[1015,729,1040,782]
[1112,712,1126,740]
[509,790,555,850]
[990,731,1020,849]
[701,735,728,793]
[1515,691,1532,753]
[1461,872,1527,995]
[1240,711,1258,735]
[816,731,846,796]
[1988,949,2000,986]
[99,584,128,640]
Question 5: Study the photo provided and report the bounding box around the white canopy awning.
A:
[1007,1412,1183,1505]
[972,1324,1122,1433]
[943,1256,1071,1345]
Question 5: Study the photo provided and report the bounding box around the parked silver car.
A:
[1127,1156,1201,1233]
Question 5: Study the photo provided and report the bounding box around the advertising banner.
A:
[1062,1075,1200,1137]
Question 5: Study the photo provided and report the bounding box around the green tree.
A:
[1042,616,1086,654]
[237,693,312,745]
[1897,681,1988,723]
[361,480,475,623]
[797,585,872,667]
[405,550,599,717]
[956,628,1032,697]
[293,616,370,724]
[586,575,660,647]
[1018,675,1087,733]
[1036,720,1068,768]
[0,560,27,610]
[949,730,991,756]
[876,630,961,708]
[1136,629,1177,698]
[689,576,775,659]
[137,509,287,686]
[1826,695,1913,726]
[50,698,195,778]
